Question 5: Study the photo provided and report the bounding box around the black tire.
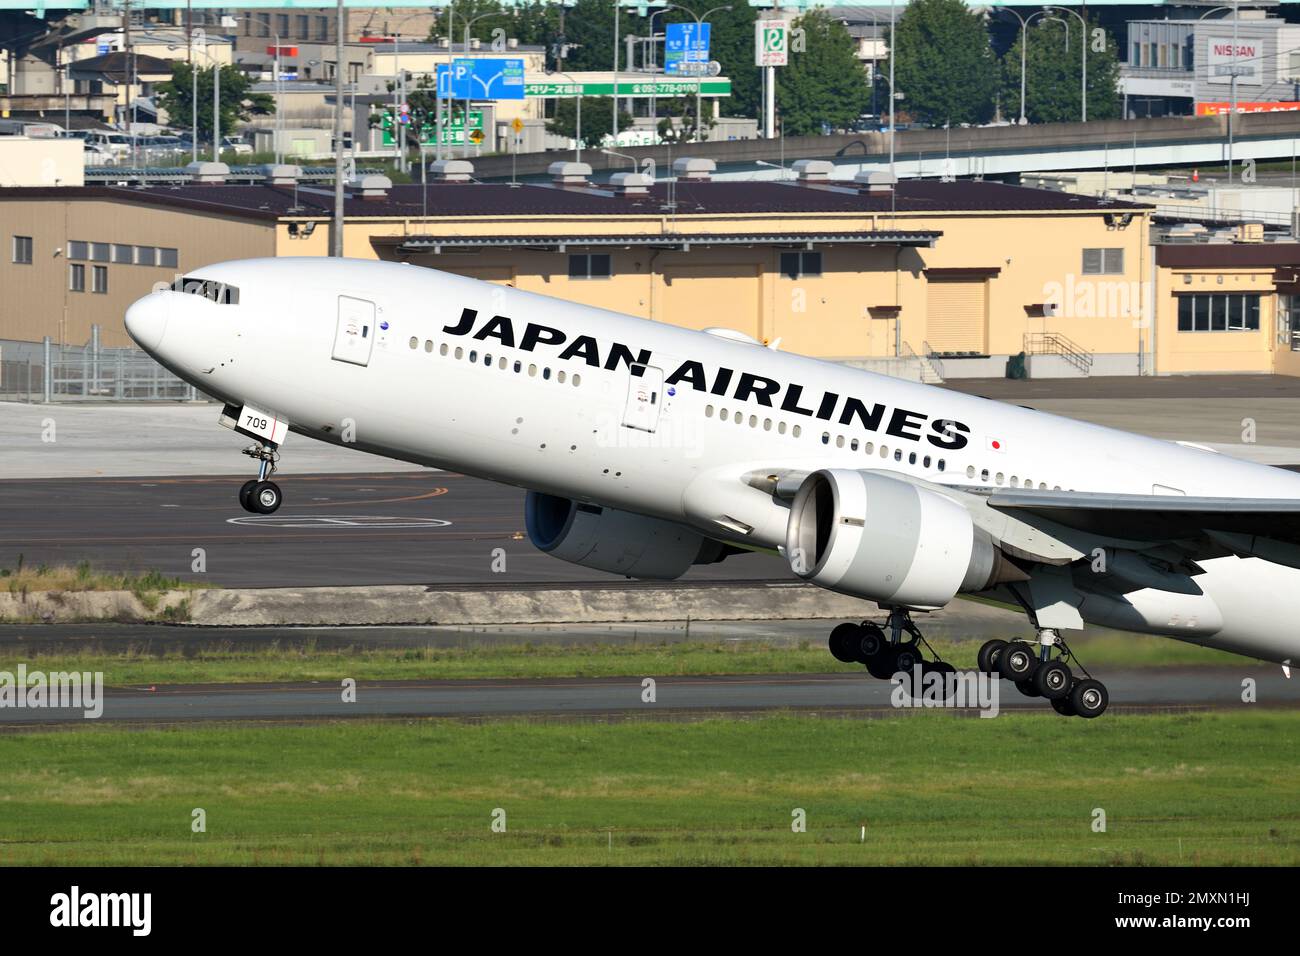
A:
[998,641,1037,681]
[892,641,923,675]
[1015,678,1041,698]
[1051,695,1078,717]
[250,480,282,515]
[857,623,888,662]
[922,660,958,700]
[977,639,1007,675]
[1032,660,1073,701]
[828,623,862,664]
[1069,679,1109,719]
[239,479,258,512]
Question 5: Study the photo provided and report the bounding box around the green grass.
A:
[1,711,1296,865]
[0,632,1250,687]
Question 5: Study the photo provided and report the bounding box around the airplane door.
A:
[621,364,664,433]
[332,295,376,366]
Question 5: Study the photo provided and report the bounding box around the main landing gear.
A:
[238,441,283,514]
[828,608,956,685]
[977,630,1109,718]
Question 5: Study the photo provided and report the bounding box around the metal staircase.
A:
[1023,332,1094,375]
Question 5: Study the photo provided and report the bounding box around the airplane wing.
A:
[986,490,1300,566]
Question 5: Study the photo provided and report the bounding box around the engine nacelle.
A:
[525,491,732,580]
[785,469,1001,609]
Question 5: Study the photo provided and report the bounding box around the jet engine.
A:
[785,469,1015,609]
[525,491,734,580]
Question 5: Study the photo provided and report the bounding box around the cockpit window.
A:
[171,276,239,305]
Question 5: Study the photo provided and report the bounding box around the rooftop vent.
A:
[349,174,392,201]
[854,170,897,195]
[262,163,302,186]
[672,157,715,182]
[609,171,653,195]
[185,161,230,185]
[548,161,592,187]
[793,159,834,182]
[428,159,474,182]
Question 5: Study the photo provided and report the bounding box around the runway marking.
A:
[226,515,453,530]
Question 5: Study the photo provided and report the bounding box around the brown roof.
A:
[1,179,1151,223]
[69,52,177,81]
[1156,243,1300,268]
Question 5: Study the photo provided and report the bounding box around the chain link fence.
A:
[0,335,201,403]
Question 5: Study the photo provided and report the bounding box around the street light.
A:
[1002,9,1058,125]
[548,68,583,162]
[461,10,512,158]
[657,3,731,143]
[177,30,221,162]
[1196,2,1242,183]
[1046,6,1088,122]
[233,14,284,165]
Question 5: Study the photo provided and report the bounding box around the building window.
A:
[92,265,108,294]
[780,251,822,279]
[112,243,133,264]
[277,14,290,36]
[568,253,611,279]
[69,263,85,292]
[316,16,329,41]
[159,247,179,268]
[1177,293,1260,332]
[89,242,109,262]
[296,14,309,38]
[136,246,157,267]
[12,235,32,264]
[1280,295,1300,351]
[68,240,87,260]
[1082,248,1124,275]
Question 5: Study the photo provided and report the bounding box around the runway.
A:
[0,471,785,587]
[0,668,1293,725]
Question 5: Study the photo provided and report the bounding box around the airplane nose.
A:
[125,292,169,352]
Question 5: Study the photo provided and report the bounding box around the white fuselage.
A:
[126,258,1300,664]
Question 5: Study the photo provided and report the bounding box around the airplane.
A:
[125,257,1300,719]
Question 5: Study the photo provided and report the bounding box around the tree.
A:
[777,10,871,137]
[890,0,996,126]
[546,96,633,149]
[155,64,273,142]
[1001,18,1122,124]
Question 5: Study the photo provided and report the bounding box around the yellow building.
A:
[9,160,1282,381]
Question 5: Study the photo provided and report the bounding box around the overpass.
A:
[471,112,1300,183]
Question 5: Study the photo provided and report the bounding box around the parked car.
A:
[222,136,254,156]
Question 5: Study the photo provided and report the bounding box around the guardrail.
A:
[1023,332,1094,375]
[83,165,384,185]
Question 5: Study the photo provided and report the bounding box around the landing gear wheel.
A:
[1015,678,1041,698]
[977,639,1007,675]
[1032,659,1073,701]
[249,480,282,514]
[892,641,923,675]
[1069,679,1109,719]
[860,625,896,678]
[238,479,258,513]
[1051,695,1078,717]
[998,641,1037,682]
[828,623,863,664]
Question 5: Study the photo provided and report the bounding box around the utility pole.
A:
[332,0,346,257]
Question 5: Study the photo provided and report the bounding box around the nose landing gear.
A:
[238,442,283,514]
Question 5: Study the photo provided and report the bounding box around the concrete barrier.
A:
[185,583,871,627]
[0,583,873,626]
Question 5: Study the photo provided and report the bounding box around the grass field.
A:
[1,711,1296,865]
[0,632,1248,687]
